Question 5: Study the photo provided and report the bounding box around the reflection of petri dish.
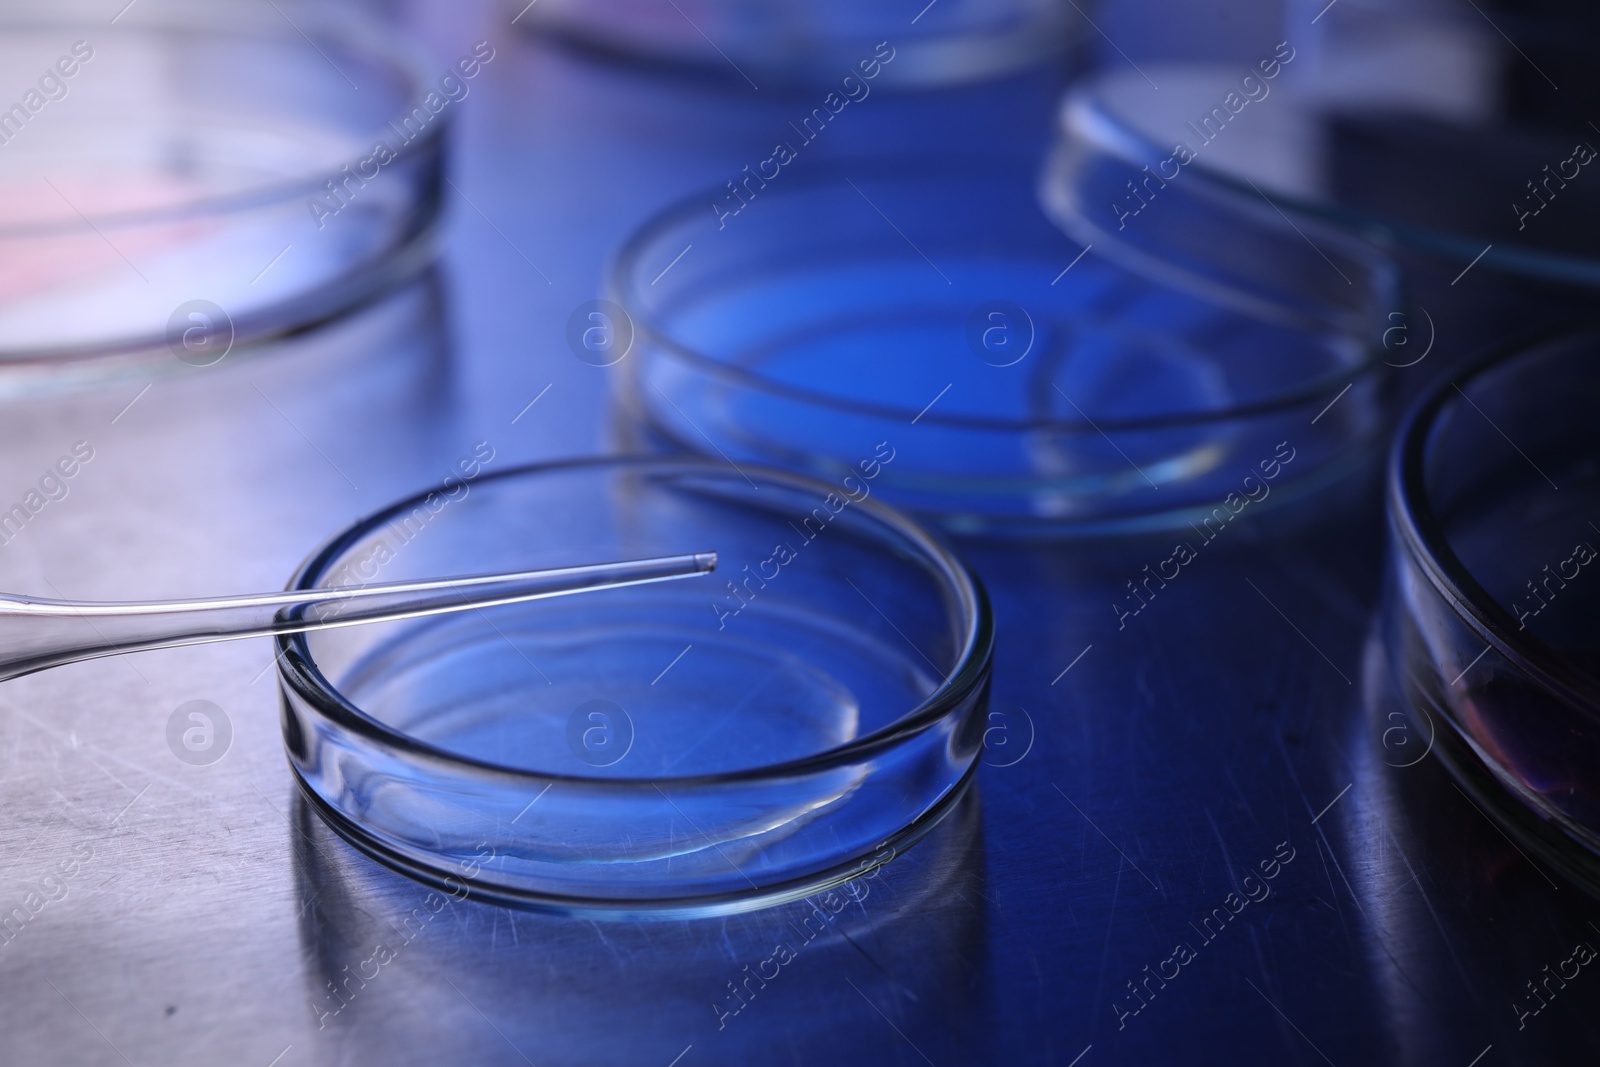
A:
[278,457,991,916]
[506,0,1075,88]
[1386,327,1600,890]
[0,3,443,368]
[611,162,1399,537]
[288,785,986,1061]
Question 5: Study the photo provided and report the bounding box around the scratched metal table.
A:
[1,5,1596,1065]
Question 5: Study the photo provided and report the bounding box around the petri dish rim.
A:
[0,6,445,240]
[275,454,994,790]
[609,158,1393,435]
[291,760,983,917]
[0,4,448,366]
[1062,69,1600,292]
[1389,323,1600,719]
[506,0,1076,90]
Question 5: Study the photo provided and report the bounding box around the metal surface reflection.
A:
[1350,632,1600,1063]
[2,1,1598,1063]
[0,272,468,1065]
[289,784,987,1065]
[0,270,458,601]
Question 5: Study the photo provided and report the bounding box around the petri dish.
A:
[609,160,1400,537]
[1043,17,1600,357]
[1385,326,1600,890]
[276,456,992,916]
[505,0,1075,88]
[0,2,443,371]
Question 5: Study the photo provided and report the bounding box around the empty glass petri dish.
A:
[1043,32,1600,358]
[609,161,1400,537]
[1386,327,1600,888]
[277,457,991,916]
[506,0,1074,88]
[0,2,443,369]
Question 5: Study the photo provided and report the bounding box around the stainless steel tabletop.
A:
[1,4,1595,1065]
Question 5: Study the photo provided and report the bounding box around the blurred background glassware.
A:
[609,160,1399,538]
[280,456,992,916]
[1045,0,1600,376]
[1386,326,1600,892]
[0,0,442,377]
[503,0,1077,89]
[482,0,1085,469]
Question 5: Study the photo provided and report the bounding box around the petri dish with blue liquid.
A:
[0,457,990,915]
[610,159,1401,537]
[278,457,992,915]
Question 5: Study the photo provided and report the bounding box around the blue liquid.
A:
[333,582,941,778]
[638,253,1365,527]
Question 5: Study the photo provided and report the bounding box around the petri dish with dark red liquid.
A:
[1385,325,1600,890]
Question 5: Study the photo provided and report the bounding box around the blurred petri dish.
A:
[609,161,1400,537]
[1386,326,1600,890]
[505,0,1075,88]
[1043,25,1600,355]
[0,2,443,370]
[277,456,992,916]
